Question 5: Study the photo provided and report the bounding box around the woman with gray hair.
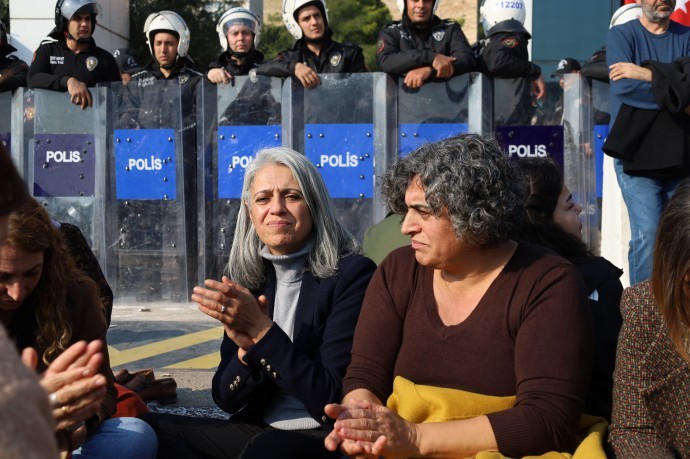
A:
[325,134,595,458]
[140,147,376,458]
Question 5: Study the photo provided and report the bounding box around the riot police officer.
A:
[27,0,120,108]
[119,11,201,300]
[257,0,367,89]
[207,7,264,84]
[376,0,475,88]
[475,0,546,125]
[0,19,28,92]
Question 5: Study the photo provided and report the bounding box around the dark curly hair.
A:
[381,134,526,248]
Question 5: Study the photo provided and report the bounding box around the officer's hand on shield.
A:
[208,68,234,85]
[66,77,93,109]
[294,62,321,89]
[431,54,456,79]
[531,75,547,101]
[403,66,434,89]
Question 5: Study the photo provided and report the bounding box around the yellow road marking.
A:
[109,326,224,367]
[165,352,221,370]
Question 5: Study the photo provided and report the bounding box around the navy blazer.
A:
[211,252,376,427]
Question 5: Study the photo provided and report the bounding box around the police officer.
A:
[207,7,264,84]
[113,48,140,84]
[257,0,367,89]
[27,0,120,109]
[0,19,28,92]
[120,11,202,301]
[377,0,475,89]
[475,0,545,125]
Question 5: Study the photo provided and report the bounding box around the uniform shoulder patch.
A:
[377,39,385,54]
[501,37,519,48]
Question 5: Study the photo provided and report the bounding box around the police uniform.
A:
[0,54,28,92]
[474,19,541,125]
[257,29,366,77]
[27,37,120,90]
[208,48,264,77]
[376,15,475,77]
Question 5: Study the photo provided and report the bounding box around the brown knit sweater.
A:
[343,243,594,457]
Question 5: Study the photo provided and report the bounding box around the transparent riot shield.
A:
[105,80,190,302]
[197,76,283,283]
[0,91,11,151]
[284,72,396,241]
[396,74,471,157]
[561,73,597,251]
[19,88,107,266]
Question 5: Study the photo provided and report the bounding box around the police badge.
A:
[86,56,98,71]
[433,30,445,42]
[249,68,258,83]
[178,74,189,84]
[329,52,342,68]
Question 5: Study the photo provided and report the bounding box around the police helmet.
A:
[0,20,17,53]
[54,0,100,33]
[144,11,190,59]
[282,0,329,40]
[396,0,440,16]
[113,48,139,72]
[610,4,642,28]
[480,0,526,35]
[217,7,261,52]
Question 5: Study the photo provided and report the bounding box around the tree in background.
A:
[0,0,8,27]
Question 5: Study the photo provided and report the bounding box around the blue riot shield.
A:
[18,88,107,266]
[105,80,191,302]
[197,76,283,283]
[396,74,471,157]
[284,72,396,240]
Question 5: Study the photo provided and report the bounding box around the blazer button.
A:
[272,372,278,378]
[260,358,267,366]
[322,415,328,422]
[235,376,241,383]
[266,365,272,372]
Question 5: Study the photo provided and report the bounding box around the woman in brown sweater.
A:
[324,134,594,458]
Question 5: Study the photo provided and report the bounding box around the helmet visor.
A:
[60,0,100,20]
[222,18,258,37]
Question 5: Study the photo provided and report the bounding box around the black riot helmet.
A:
[52,0,100,39]
[0,20,17,55]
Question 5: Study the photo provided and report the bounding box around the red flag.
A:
[622,0,690,26]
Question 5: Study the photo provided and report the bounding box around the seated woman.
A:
[0,197,157,458]
[325,134,594,458]
[517,158,623,421]
[140,147,376,458]
[608,179,690,457]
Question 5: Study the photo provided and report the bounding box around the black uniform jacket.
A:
[208,48,264,78]
[0,54,28,92]
[376,15,475,77]
[27,37,120,90]
[475,20,540,79]
[257,29,366,77]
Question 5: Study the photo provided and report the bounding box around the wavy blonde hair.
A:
[5,198,100,364]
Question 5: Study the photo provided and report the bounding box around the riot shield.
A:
[284,72,396,240]
[19,88,107,266]
[197,75,283,283]
[396,73,471,157]
[0,91,11,151]
[105,80,191,302]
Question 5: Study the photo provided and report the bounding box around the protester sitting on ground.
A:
[139,147,376,458]
[377,0,475,88]
[608,178,690,457]
[516,158,623,422]
[257,0,367,89]
[324,134,597,458]
[0,197,157,458]
[0,146,60,457]
[27,0,120,109]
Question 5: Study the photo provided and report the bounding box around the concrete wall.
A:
[9,0,130,63]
